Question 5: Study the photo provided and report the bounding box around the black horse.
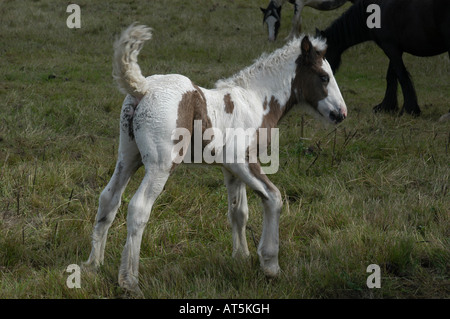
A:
[319,0,450,115]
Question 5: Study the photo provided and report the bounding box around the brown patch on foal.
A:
[173,83,213,167]
[292,36,329,111]
[260,96,284,131]
[253,95,286,150]
[175,84,211,139]
[224,93,235,114]
[245,95,285,197]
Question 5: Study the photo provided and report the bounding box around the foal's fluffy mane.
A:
[215,35,327,89]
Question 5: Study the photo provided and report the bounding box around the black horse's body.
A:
[321,0,450,115]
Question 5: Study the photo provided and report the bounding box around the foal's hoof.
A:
[261,263,280,278]
[119,285,144,299]
[232,249,251,259]
[81,260,100,273]
[118,273,144,298]
[118,281,144,298]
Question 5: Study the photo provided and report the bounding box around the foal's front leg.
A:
[222,168,250,258]
[223,162,282,277]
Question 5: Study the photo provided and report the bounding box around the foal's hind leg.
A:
[84,137,142,269]
[222,168,250,258]
[223,162,282,277]
[118,164,171,293]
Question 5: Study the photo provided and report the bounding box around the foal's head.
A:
[292,36,347,124]
[261,1,281,42]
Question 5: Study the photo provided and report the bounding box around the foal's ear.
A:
[260,7,267,14]
[300,36,312,59]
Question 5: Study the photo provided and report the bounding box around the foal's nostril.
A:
[330,110,344,123]
[341,107,347,119]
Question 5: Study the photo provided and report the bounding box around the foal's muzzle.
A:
[329,109,346,124]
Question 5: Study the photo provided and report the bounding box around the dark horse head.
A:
[314,0,369,74]
[261,1,282,42]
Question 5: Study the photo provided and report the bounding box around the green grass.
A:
[0,0,449,299]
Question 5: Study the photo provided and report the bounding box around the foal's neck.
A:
[252,64,298,130]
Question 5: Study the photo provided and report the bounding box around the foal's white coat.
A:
[84,24,346,293]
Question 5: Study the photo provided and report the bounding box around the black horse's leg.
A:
[387,52,421,116]
[373,61,398,113]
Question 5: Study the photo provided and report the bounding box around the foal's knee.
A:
[126,198,151,232]
[97,189,120,224]
[265,187,282,213]
[228,202,249,225]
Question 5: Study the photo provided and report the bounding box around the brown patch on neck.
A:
[250,95,286,159]
[260,96,285,131]
[224,93,234,114]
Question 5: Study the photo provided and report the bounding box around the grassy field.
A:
[0,0,448,299]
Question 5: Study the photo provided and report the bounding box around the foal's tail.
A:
[112,24,153,99]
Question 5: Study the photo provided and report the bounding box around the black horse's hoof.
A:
[405,107,421,117]
[373,103,398,114]
[398,105,421,117]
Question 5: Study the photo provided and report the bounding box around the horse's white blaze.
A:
[265,16,278,42]
[317,59,347,122]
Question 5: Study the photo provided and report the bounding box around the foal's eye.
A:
[320,75,329,84]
